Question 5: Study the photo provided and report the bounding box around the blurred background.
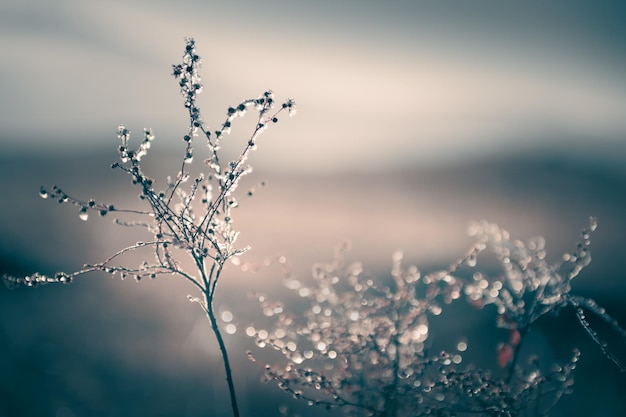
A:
[1,1,625,416]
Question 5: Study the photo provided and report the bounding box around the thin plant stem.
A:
[205,291,240,417]
[506,327,528,385]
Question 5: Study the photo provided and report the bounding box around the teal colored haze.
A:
[1,0,625,172]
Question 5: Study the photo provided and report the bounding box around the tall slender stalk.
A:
[2,38,294,417]
[205,291,240,417]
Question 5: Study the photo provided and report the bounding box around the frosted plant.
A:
[247,242,470,416]
[2,38,294,417]
[466,218,625,375]
[249,221,625,416]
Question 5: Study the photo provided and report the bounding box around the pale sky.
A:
[1,0,625,172]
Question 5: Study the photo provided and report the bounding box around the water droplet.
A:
[457,340,468,352]
[291,352,304,364]
[430,305,442,315]
[39,187,48,199]
[79,208,89,221]
[221,310,233,322]
[284,279,300,290]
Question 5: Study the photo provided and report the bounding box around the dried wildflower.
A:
[2,38,294,417]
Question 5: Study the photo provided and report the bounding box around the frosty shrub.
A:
[248,219,625,417]
[2,38,294,417]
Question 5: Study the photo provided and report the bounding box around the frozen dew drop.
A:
[457,339,468,352]
[430,305,442,316]
[291,352,304,364]
[285,279,301,290]
[221,310,233,322]
[79,207,89,221]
